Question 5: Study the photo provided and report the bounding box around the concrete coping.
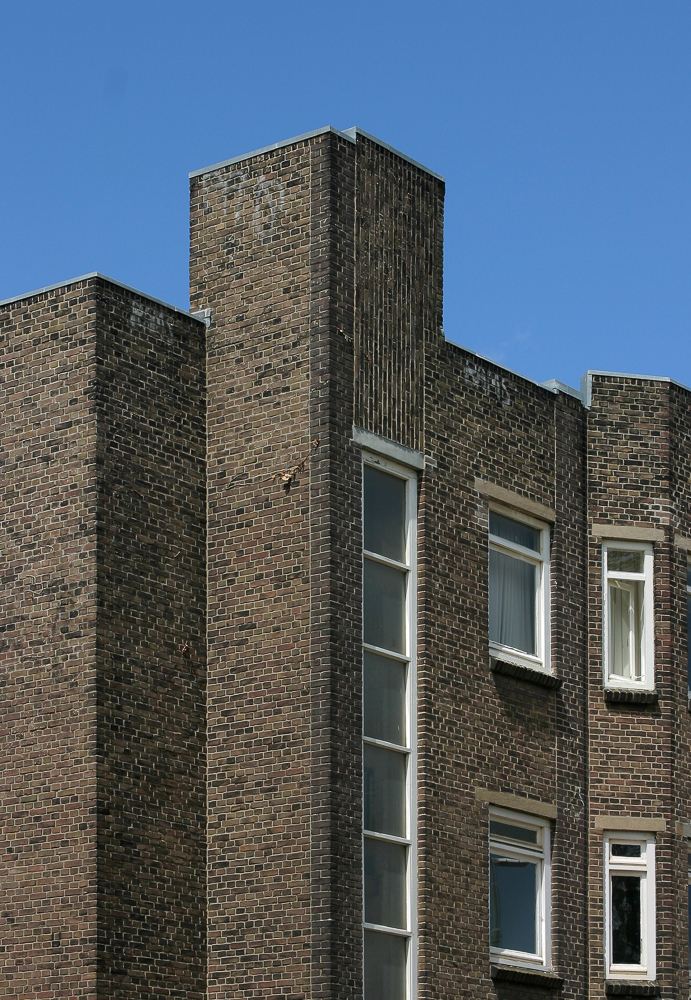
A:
[674,533,691,553]
[676,820,691,838]
[189,125,445,182]
[0,271,205,323]
[475,787,557,820]
[475,478,556,523]
[591,523,665,542]
[593,815,666,832]
[352,426,425,470]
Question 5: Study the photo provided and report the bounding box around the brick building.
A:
[2,125,691,999]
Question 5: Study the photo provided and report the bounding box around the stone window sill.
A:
[490,964,563,988]
[605,981,660,997]
[604,688,658,706]
[491,657,562,690]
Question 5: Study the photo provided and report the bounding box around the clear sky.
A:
[2,1,691,390]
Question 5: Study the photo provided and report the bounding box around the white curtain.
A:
[609,580,642,680]
[489,549,536,656]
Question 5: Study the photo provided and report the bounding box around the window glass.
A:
[489,810,548,966]
[604,543,652,689]
[490,511,540,552]
[490,820,538,846]
[611,875,642,965]
[364,838,407,929]
[364,560,406,654]
[490,853,537,954]
[362,459,416,999]
[609,579,643,680]
[606,834,654,978]
[364,465,406,562]
[611,844,641,858]
[608,549,644,574]
[489,549,537,656]
[364,744,406,838]
[364,931,406,1000]
[364,652,406,746]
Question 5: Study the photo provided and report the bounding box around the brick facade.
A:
[1,276,206,998]
[2,127,690,998]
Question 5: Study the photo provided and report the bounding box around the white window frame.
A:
[602,541,654,691]
[488,504,551,674]
[604,832,656,981]
[489,807,551,970]
[362,452,418,1000]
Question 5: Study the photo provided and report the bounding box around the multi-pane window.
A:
[604,834,656,981]
[489,508,550,673]
[603,543,654,690]
[489,810,551,968]
[363,458,417,1000]
[686,562,691,700]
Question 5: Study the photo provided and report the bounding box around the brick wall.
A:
[670,383,691,988]
[0,275,206,998]
[586,375,680,996]
[420,344,588,999]
[191,136,318,998]
[95,280,206,997]
[0,280,100,998]
[5,127,691,1000]
[353,133,444,452]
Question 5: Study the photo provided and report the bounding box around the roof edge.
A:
[188,126,356,179]
[444,335,559,397]
[342,127,445,182]
[0,272,204,322]
[584,368,691,391]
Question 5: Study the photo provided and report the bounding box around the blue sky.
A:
[2,1,691,390]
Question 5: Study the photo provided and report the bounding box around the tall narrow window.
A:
[489,809,551,968]
[363,457,417,1000]
[604,834,656,981]
[489,507,550,673]
[603,543,654,690]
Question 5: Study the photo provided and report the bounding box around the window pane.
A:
[364,744,406,838]
[611,875,641,965]
[364,559,406,654]
[364,466,406,562]
[608,549,644,574]
[611,844,641,858]
[489,549,536,656]
[364,652,406,746]
[490,854,537,954]
[364,930,407,1000]
[609,580,643,680]
[364,838,407,929]
[490,511,539,552]
[490,821,538,846]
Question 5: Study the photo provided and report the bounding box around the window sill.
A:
[490,964,563,988]
[491,657,562,690]
[604,688,658,706]
[604,982,660,997]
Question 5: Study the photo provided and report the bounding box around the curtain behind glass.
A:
[609,580,642,680]
[489,549,536,656]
